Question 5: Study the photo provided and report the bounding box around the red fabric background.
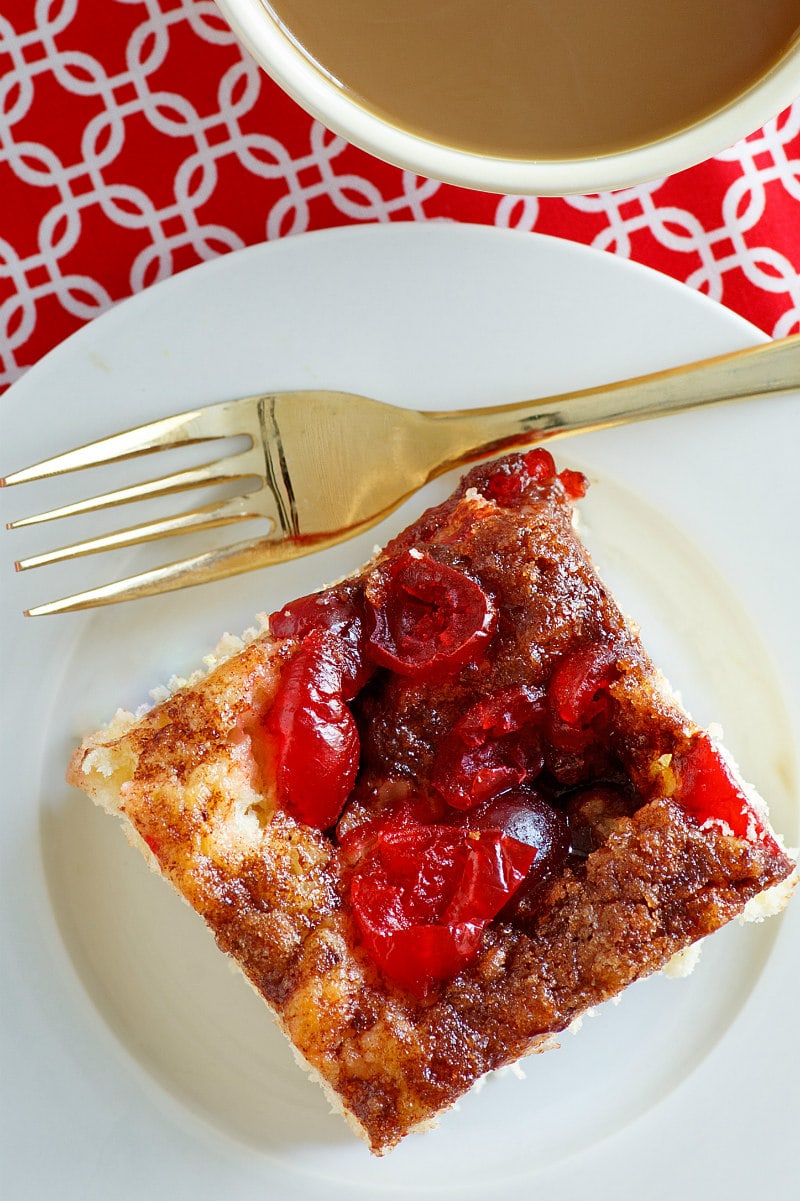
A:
[1,0,798,390]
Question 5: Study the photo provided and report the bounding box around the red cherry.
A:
[674,735,778,849]
[484,451,587,508]
[265,629,359,829]
[452,788,568,861]
[558,468,588,499]
[449,788,570,919]
[522,448,556,481]
[347,804,535,995]
[365,551,496,680]
[542,638,615,739]
[268,585,371,698]
[485,449,557,505]
[432,685,546,809]
[337,794,444,865]
[351,879,483,996]
[485,469,525,505]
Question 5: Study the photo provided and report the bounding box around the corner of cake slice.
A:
[67,449,796,1153]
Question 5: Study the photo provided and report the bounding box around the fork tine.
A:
[6,449,263,529]
[0,399,252,488]
[15,494,269,571]
[23,531,338,616]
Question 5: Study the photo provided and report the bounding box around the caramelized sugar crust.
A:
[68,458,794,1152]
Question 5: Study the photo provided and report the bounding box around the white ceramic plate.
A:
[1,225,797,1201]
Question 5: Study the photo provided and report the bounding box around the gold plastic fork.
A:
[3,332,799,616]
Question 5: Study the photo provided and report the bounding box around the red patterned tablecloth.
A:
[1,0,799,391]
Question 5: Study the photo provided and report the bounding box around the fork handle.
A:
[423,333,800,466]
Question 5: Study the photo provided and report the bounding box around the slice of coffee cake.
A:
[68,450,795,1152]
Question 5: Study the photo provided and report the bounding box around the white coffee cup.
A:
[216,0,800,195]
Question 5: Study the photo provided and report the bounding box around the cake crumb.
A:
[663,940,703,978]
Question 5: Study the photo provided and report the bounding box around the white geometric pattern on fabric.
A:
[0,0,798,388]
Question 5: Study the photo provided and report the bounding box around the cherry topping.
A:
[546,640,618,754]
[448,787,570,920]
[485,449,556,504]
[558,468,588,500]
[483,450,587,507]
[365,551,496,680]
[452,787,566,850]
[524,448,557,481]
[432,685,546,809]
[549,641,617,725]
[265,628,359,829]
[347,804,535,995]
[674,735,777,848]
[269,586,371,698]
[485,471,525,506]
